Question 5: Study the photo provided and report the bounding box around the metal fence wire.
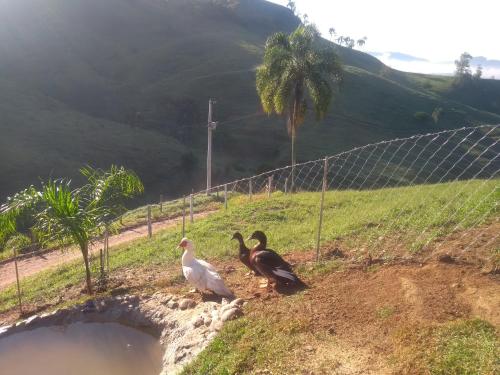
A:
[218,124,499,195]
[202,124,499,258]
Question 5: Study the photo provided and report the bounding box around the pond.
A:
[0,322,163,375]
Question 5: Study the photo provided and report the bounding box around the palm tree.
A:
[256,25,342,191]
[1,166,143,294]
[357,36,367,48]
[328,27,335,40]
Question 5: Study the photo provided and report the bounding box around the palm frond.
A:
[81,165,144,217]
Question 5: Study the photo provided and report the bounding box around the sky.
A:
[268,0,500,77]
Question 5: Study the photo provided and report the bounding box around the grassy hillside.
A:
[1,0,499,202]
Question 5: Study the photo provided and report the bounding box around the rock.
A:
[304,345,316,353]
[206,332,218,341]
[0,325,12,335]
[211,310,219,321]
[24,315,40,325]
[174,350,187,363]
[192,316,204,328]
[210,320,223,332]
[221,307,242,322]
[82,300,97,313]
[230,298,245,307]
[179,298,196,310]
[167,300,179,309]
[203,315,212,327]
[220,304,234,314]
[160,295,173,304]
[480,262,498,275]
[438,254,455,263]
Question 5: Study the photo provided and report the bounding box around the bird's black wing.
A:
[253,249,299,283]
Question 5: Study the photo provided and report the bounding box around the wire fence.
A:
[208,124,500,256]
[96,122,500,259]
[4,124,499,314]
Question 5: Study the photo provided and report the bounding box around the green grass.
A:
[181,313,308,375]
[376,306,396,320]
[114,193,223,229]
[0,179,498,314]
[429,320,499,375]
[397,319,499,375]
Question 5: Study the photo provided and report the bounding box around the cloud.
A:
[370,52,500,79]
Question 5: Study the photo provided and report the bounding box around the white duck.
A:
[178,238,234,298]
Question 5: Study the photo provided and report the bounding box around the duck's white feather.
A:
[196,259,216,271]
[181,243,232,297]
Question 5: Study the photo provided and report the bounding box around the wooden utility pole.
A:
[206,99,217,194]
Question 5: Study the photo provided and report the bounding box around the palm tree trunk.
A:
[81,242,93,294]
[291,126,296,193]
[290,93,300,194]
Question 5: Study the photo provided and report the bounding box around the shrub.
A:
[414,111,431,122]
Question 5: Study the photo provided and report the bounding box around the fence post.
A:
[147,205,152,238]
[284,177,288,194]
[224,184,228,210]
[189,193,194,223]
[182,196,186,238]
[12,248,22,315]
[99,248,104,277]
[268,176,273,198]
[159,194,163,213]
[105,228,109,272]
[316,157,329,262]
[249,178,253,200]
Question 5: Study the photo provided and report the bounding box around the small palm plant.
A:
[1,166,143,294]
[0,186,42,251]
[256,24,342,191]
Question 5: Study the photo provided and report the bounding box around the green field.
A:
[1,179,497,314]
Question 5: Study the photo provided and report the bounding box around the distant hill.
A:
[1,0,499,203]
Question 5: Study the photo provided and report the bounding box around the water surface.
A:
[0,322,162,375]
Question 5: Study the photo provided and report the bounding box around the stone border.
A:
[0,293,244,374]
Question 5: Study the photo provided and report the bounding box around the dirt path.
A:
[0,211,214,290]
